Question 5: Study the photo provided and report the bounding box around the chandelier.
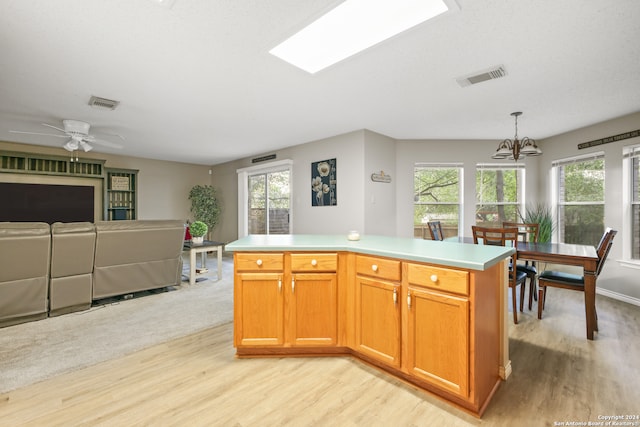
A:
[492,111,542,161]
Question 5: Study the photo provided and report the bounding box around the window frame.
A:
[237,159,293,238]
[413,162,463,239]
[552,152,605,245]
[475,163,525,227]
[623,144,640,261]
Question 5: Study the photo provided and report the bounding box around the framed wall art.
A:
[311,158,336,206]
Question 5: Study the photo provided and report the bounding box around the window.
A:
[624,145,640,259]
[554,153,605,246]
[413,163,462,239]
[237,160,293,237]
[475,164,524,227]
[248,170,290,235]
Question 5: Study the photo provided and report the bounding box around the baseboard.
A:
[597,287,640,307]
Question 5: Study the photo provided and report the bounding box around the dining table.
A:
[516,241,599,340]
[450,237,599,340]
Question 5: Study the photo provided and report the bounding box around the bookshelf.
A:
[104,168,138,220]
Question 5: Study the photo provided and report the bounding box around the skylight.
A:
[269,0,457,74]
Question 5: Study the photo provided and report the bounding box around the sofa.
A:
[49,222,96,316]
[93,220,185,300]
[0,222,51,328]
[0,220,186,328]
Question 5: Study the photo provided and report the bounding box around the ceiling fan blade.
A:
[9,130,69,138]
[41,123,67,133]
[84,136,123,149]
[94,131,126,141]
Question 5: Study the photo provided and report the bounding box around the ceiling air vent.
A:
[88,95,120,110]
[456,65,507,88]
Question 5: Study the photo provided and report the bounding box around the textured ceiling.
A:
[1,0,639,165]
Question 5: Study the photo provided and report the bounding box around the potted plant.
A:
[522,203,555,243]
[188,185,221,240]
[189,221,208,244]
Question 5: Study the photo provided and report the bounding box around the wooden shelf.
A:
[104,168,138,220]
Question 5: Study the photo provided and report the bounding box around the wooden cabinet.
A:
[234,252,338,348]
[404,263,470,398]
[234,253,285,347]
[104,168,138,220]
[354,255,402,367]
[232,248,503,417]
[235,272,284,347]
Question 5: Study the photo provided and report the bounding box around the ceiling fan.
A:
[9,119,124,152]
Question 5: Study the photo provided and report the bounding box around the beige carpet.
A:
[0,253,235,393]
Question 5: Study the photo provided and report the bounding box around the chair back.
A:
[472,226,521,285]
[427,221,444,241]
[503,222,539,244]
[471,226,519,247]
[595,228,617,276]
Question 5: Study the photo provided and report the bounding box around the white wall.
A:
[363,130,396,236]
[210,130,366,242]
[210,114,640,304]
[537,111,640,302]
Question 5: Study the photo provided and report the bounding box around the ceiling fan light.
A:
[81,142,93,152]
[63,141,77,152]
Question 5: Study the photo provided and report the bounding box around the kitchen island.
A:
[225,234,514,417]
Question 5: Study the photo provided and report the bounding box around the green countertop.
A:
[225,234,514,271]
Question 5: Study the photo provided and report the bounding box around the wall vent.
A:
[456,65,507,87]
[88,95,120,110]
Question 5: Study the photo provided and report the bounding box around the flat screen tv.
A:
[0,182,94,224]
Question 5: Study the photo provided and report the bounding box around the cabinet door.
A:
[289,273,337,346]
[235,273,284,347]
[406,285,469,398]
[355,276,401,367]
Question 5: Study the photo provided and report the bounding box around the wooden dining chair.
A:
[503,222,540,311]
[472,226,528,324]
[537,228,617,329]
[427,221,444,241]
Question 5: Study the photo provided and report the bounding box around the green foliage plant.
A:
[189,220,208,237]
[521,203,555,243]
[188,185,221,235]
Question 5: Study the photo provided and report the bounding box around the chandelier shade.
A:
[492,112,541,161]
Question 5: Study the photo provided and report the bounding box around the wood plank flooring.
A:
[1,288,639,426]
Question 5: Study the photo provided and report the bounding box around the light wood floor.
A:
[1,288,639,427]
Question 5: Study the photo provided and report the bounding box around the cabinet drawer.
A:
[406,263,469,296]
[290,253,337,272]
[235,253,284,271]
[356,255,401,282]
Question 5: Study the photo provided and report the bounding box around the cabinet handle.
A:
[430,274,438,283]
[407,291,412,309]
[393,288,398,305]
[311,259,317,266]
[278,277,282,293]
[256,259,263,266]
[292,277,295,294]
[371,264,378,272]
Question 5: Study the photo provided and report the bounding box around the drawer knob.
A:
[371,264,378,272]
[256,259,263,266]
[430,274,438,282]
[311,259,317,266]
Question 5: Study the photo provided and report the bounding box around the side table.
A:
[183,240,224,285]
